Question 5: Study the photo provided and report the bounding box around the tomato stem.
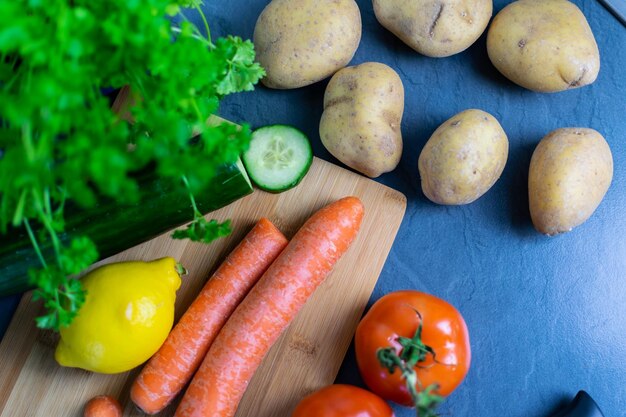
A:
[376,310,445,417]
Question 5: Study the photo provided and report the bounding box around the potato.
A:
[373,0,492,57]
[418,109,508,205]
[529,128,613,236]
[253,0,361,89]
[319,62,404,178]
[487,0,600,93]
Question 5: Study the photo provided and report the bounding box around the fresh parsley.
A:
[0,0,265,330]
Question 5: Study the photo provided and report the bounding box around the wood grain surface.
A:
[0,157,406,417]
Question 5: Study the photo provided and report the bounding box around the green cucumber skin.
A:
[247,154,313,193]
[0,163,252,296]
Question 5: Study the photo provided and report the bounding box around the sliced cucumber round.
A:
[242,125,313,193]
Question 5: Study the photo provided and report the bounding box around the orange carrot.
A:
[83,395,122,417]
[175,196,365,417]
[131,218,288,414]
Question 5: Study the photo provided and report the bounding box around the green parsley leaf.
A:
[30,266,87,329]
[215,36,266,95]
[172,218,232,244]
[59,237,99,276]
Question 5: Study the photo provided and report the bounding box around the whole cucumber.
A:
[0,160,252,296]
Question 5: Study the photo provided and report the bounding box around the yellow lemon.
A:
[55,257,182,374]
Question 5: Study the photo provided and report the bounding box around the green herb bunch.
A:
[0,0,265,329]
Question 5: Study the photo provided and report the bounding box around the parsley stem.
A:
[24,218,47,269]
[170,26,212,48]
[54,186,67,218]
[32,189,62,265]
[21,122,35,162]
[43,188,53,218]
[190,97,204,125]
[54,287,62,319]
[182,175,203,218]
[194,3,212,45]
[12,189,27,227]
[175,9,212,48]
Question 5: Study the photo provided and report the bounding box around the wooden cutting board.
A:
[0,157,406,417]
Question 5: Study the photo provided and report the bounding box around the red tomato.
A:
[291,384,394,417]
[355,291,471,410]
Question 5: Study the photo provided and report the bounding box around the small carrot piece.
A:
[175,196,365,417]
[83,395,122,417]
[131,218,288,414]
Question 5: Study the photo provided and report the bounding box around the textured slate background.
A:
[2,0,625,416]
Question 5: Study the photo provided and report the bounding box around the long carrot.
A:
[130,218,288,415]
[174,196,365,417]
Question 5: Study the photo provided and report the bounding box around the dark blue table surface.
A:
[2,0,625,416]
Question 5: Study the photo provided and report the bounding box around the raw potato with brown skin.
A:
[373,0,492,57]
[529,128,613,236]
[487,0,600,93]
[419,109,508,205]
[320,62,404,178]
[253,0,361,89]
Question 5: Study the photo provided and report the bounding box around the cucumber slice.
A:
[243,125,313,193]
